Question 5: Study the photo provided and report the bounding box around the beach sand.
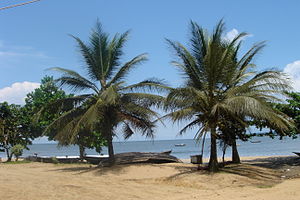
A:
[0,156,300,200]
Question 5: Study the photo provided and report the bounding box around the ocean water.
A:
[1,136,300,159]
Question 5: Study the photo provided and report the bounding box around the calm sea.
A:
[1,136,300,159]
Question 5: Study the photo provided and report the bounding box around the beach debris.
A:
[190,155,202,164]
[99,152,182,165]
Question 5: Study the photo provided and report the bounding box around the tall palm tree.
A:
[45,21,166,164]
[165,20,293,172]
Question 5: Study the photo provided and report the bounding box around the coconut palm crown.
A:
[165,20,294,172]
[46,21,167,163]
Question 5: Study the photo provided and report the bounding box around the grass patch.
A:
[256,184,274,189]
[52,162,91,166]
[2,160,31,164]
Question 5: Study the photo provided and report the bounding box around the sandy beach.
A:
[0,156,300,200]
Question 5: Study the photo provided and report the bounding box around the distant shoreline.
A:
[181,155,296,163]
[1,154,296,162]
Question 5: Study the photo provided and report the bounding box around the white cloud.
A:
[0,51,48,58]
[0,81,40,105]
[225,29,239,42]
[283,60,300,92]
[0,41,49,60]
[224,28,253,42]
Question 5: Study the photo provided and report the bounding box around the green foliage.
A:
[79,130,107,153]
[276,92,300,137]
[3,160,31,164]
[11,144,25,160]
[24,76,73,140]
[253,92,300,138]
[165,20,293,171]
[0,102,32,160]
[51,157,59,164]
[44,20,167,161]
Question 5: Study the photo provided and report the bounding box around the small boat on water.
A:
[250,141,261,143]
[175,143,186,147]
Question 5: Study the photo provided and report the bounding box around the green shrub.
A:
[51,157,59,164]
[11,144,25,161]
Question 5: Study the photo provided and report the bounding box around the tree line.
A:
[0,19,299,172]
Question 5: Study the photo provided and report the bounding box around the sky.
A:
[1,0,300,142]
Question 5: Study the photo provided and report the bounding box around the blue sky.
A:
[1,0,300,142]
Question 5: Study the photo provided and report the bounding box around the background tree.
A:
[165,20,293,172]
[274,92,300,137]
[0,102,32,161]
[29,76,108,159]
[24,75,73,140]
[218,117,248,164]
[11,144,25,161]
[251,92,300,138]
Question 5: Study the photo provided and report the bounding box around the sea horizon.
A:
[2,136,299,159]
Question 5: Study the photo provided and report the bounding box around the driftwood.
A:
[99,152,181,165]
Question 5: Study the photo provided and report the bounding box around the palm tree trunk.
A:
[231,139,240,163]
[208,126,219,172]
[222,146,226,163]
[6,149,12,162]
[79,144,85,161]
[107,133,115,165]
[5,148,9,159]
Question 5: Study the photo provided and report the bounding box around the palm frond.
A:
[49,67,99,93]
[105,30,130,79]
[122,78,171,93]
[122,93,165,108]
[44,107,87,137]
[70,35,101,82]
[119,112,155,139]
[122,122,134,140]
[108,53,148,85]
[178,118,201,135]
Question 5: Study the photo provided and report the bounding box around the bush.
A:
[51,157,59,164]
[11,144,25,161]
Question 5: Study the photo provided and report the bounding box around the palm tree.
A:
[165,20,293,172]
[45,21,166,164]
[218,116,247,164]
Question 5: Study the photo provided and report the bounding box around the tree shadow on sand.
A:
[221,164,281,181]
[242,156,300,179]
[244,156,300,169]
[159,163,284,189]
[48,164,97,175]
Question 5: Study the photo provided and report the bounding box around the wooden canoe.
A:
[96,151,181,166]
[293,152,300,157]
